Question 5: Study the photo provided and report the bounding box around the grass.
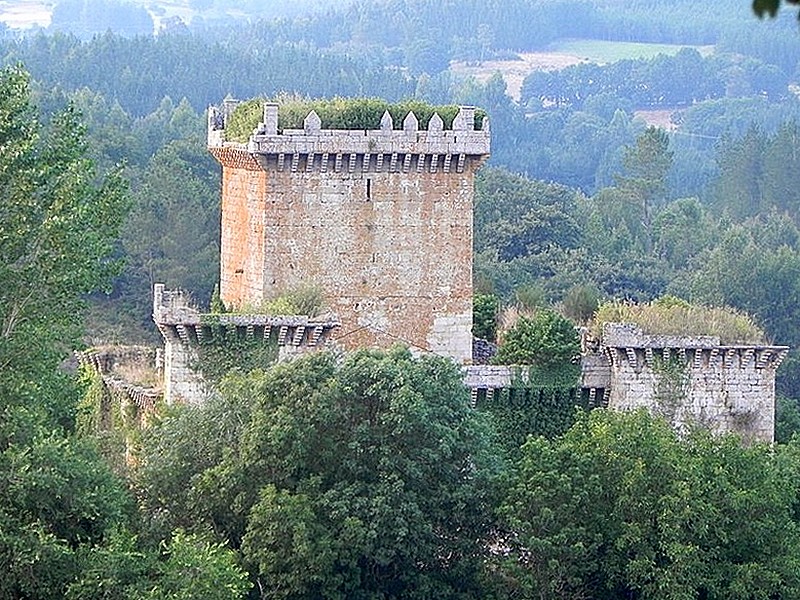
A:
[225,97,488,142]
[591,298,766,345]
[548,38,714,63]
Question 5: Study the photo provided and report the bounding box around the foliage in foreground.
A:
[0,65,247,600]
[500,409,800,600]
[137,347,503,599]
[0,64,132,598]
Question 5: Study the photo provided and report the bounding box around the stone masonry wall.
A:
[153,284,340,405]
[603,324,787,442]
[210,104,490,363]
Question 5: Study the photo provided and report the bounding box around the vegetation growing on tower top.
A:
[592,296,767,345]
[225,97,486,142]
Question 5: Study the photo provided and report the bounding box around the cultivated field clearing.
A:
[551,38,714,63]
[0,0,51,28]
[451,39,714,102]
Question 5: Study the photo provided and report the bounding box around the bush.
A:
[592,296,765,344]
[473,294,500,342]
[561,284,600,324]
[495,309,580,367]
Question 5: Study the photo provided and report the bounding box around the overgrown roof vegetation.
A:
[592,296,767,345]
[225,97,486,142]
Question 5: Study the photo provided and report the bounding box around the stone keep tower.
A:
[207,102,490,363]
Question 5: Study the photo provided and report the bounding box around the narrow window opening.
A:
[366,178,372,201]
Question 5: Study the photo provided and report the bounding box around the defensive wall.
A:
[208,102,490,364]
[153,283,339,404]
[79,290,787,442]
[465,323,787,442]
[83,97,788,443]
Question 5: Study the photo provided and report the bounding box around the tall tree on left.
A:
[0,65,129,410]
[0,65,133,598]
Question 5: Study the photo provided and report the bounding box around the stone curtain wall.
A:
[152,284,340,404]
[210,104,490,363]
[603,324,787,442]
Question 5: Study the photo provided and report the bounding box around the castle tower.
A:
[208,102,490,363]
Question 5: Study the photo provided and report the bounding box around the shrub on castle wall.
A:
[484,309,583,455]
[494,309,581,368]
[193,326,279,383]
[207,283,326,318]
[473,293,500,342]
[225,96,487,142]
[593,296,766,344]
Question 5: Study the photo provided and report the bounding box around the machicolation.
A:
[80,98,789,444]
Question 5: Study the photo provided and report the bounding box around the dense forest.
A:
[5,0,800,597]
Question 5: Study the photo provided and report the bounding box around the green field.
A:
[549,38,714,63]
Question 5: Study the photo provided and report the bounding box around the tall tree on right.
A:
[499,409,800,600]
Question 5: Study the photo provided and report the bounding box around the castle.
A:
[209,101,489,362]
[133,99,788,442]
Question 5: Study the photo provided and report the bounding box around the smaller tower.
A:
[601,323,787,442]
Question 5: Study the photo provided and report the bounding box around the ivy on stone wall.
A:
[476,384,581,457]
[76,365,142,475]
[482,312,583,456]
[651,354,690,424]
[193,324,279,383]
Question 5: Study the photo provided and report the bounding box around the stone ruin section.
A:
[153,284,340,405]
[208,102,491,364]
[602,323,788,442]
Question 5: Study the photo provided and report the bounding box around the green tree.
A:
[67,529,249,600]
[712,127,767,221]
[495,309,580,367]
[138,348,502,599]
[753,0,799,18]
[614,126,674,254]
[0,64,247,600]
[500,409,800,599]
[473,293,500,342]
[776,396,800,443]
[0,65,132,598]
[136,383,255,537]
[0,66,129,402]
[118,138,220,331]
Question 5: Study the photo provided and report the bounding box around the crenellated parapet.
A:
[601,322,788,373]
[600,323,788,442]
[208,102,490,174]
[604,345,787,373]
[153,284,339,350]
[461,323,787,442]
[153,284,340,404]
